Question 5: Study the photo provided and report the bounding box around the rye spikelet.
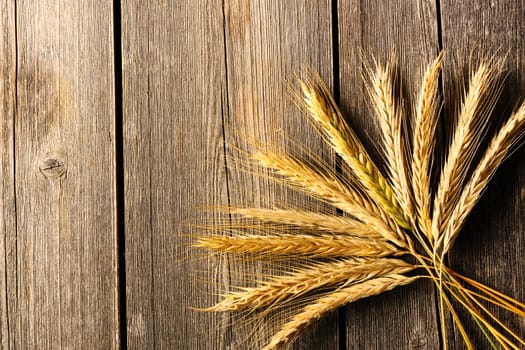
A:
[253,149,408,247]
[228,208,383,239]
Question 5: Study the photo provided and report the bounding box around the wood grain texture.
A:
[0,1,16,348]
[6,1,119,348]
[337,0,442,348]
[121,1,230,349]
[222,1,339,349]
[2,1,523,349]
[440,1,525,348]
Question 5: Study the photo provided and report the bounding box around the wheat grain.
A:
[262,274,419,350]
[440,102,525,253]
[205,258,415,312]
[412,52,444,238]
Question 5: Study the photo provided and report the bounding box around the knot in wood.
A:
[409,332,429,349]
[39,157,66,179]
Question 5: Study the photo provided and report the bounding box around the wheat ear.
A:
[366,57,414,222]
[440,102,525,253]
[296,76,411,229]
[229,207,383,239]
[253,150,408,247]
[194,233,400,258]
[432,60,503,244]
[204,258,415,312]
[262,274,419,350]
[412,52,444,238]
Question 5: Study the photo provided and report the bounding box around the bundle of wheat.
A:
[194,52,525,350]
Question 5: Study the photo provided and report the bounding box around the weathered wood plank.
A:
[121,1,230,349]
[8,1,119,348]
[122,1,339,349]
[440,1,525,348]
[337,1,442,348]
[222,1,339,349]
[0,1,16,348]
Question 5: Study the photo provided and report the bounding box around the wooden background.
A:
[0,1,523,349]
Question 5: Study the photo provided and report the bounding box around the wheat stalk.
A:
[194,53,525,350]
[412,52,444,238]
[229,207,383,239]
[262,274,419,350]
[204,258,415,312]
[428,58,504,347]
[432,60,503,244]
[296,76,411,229]
[366,56,414,222]
[253,149,409,247]
[194,233,400,257]
[440,101,525,253]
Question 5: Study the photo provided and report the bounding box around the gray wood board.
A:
[121,1,231,349]
[1,1,523,349]
[0,0,17,348]
[2,1,120,348]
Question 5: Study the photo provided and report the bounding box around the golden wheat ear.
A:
[204,258,415,313]
[193,54,525,350]
[294,74,411,230]
[262,274,419,350]
[364,54,415,224]
[252,148,409,248]
[431,57,505,247]
[193,233,400,258]
[440,101,525,253]
[228,207,385,239]
[412,51,444,239]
